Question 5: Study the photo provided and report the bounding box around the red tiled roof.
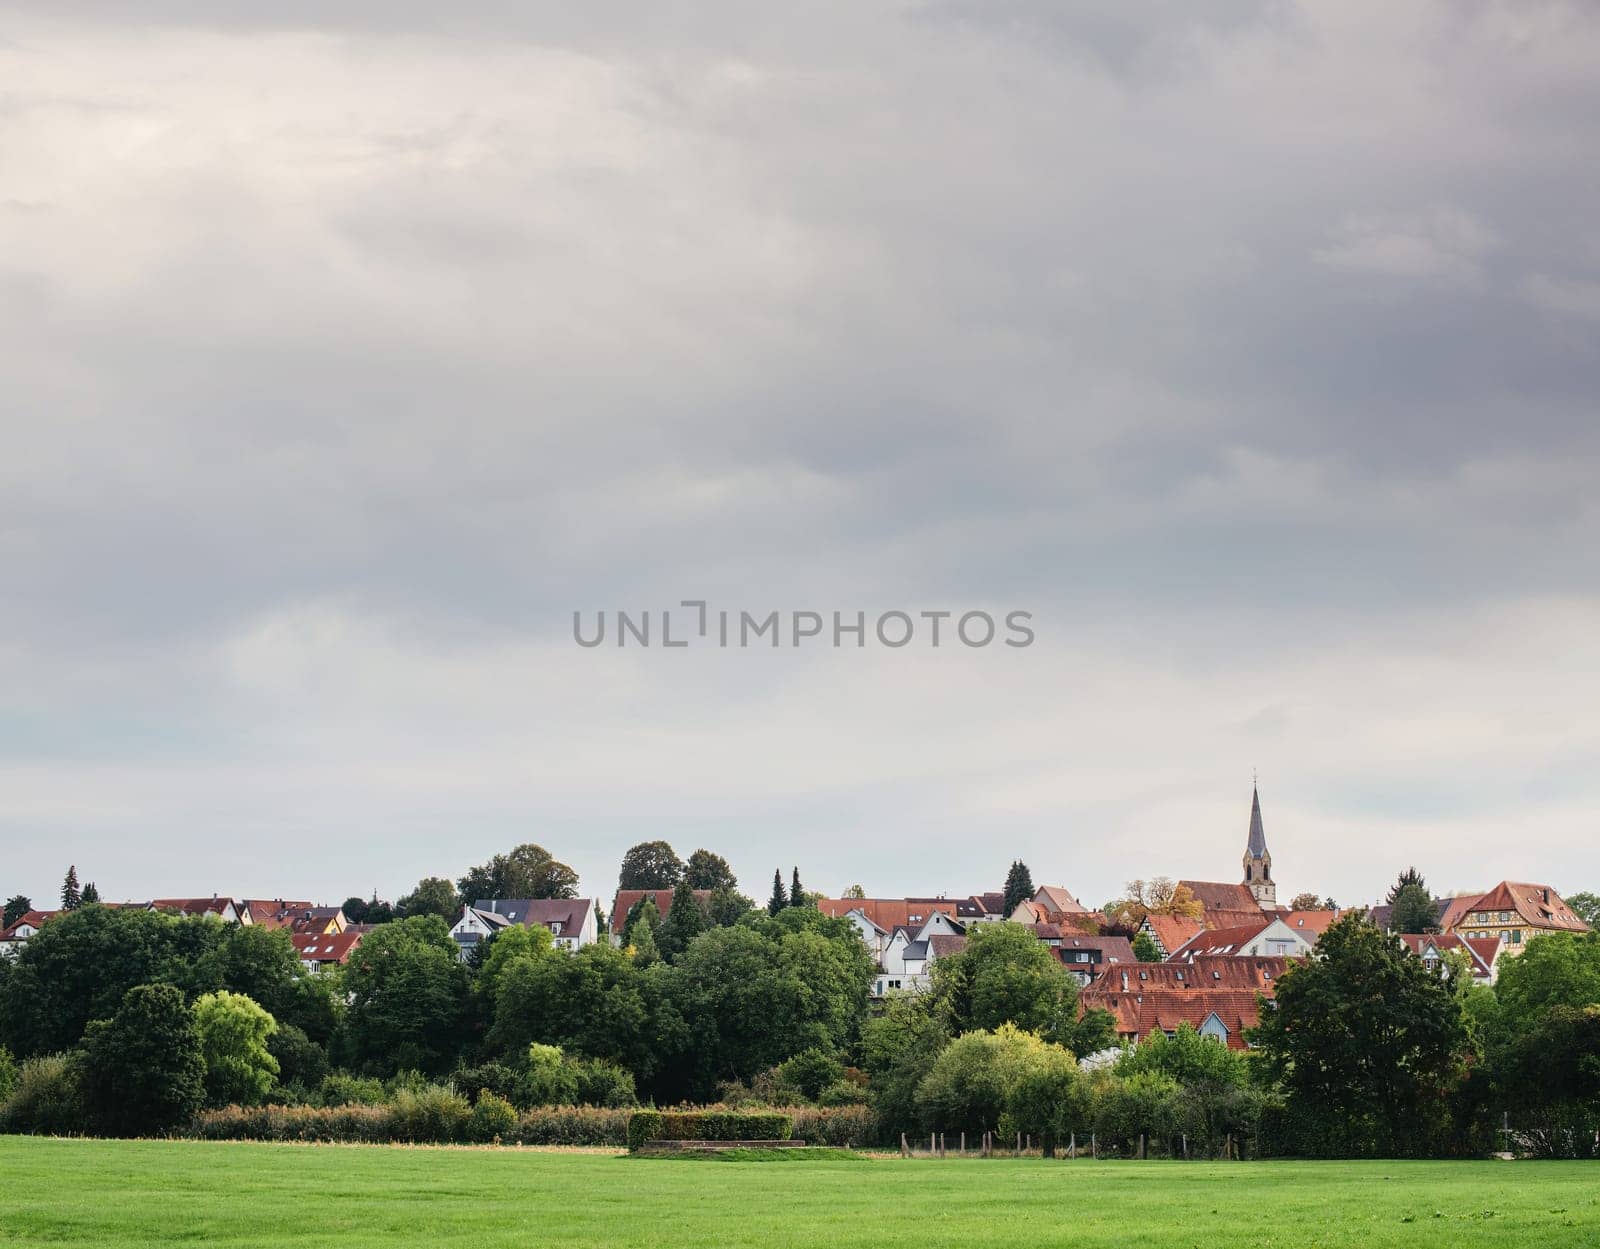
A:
[1180,881,1260,913]
[1080,985,1270,1050]
[0,909,59,940]
[610,888,713,935]
[1435,894,1482,931]
[1034,886,1088,915]
[290,932,363,964]
[1475,881,1589,933]
[240,900,314,927]
[1168,921,1274,960]
[1092,955,1292,994]
[150,897,236,916]
[1280,910,1344,938]
[1143,914,1204,955]
[1396,932,1497,979]
[815,897,967,934]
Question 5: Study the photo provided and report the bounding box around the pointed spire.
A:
[1246,784,1268,859]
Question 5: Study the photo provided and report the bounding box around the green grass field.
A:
[2,1137,1597,1248]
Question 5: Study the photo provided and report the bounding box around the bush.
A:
[777,1048,846,1102]
[319,1072,388,1106]
[571,1059,638,1108]
[468,1090,519,1143]
[517,1044,579,1107]
[628,1109,793,1149]
[0,1053,84,1135]
[267,1024,328,1094]
[512,1105,633,1146]
[0,1045,16,1103]
[453,1062,520,1106]
[817,1080,869,1107]
[389,1084,471,1143]
[791,1104,879,1146]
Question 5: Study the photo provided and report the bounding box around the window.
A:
[1498,911,1510,923]
[1510,930,1523,944]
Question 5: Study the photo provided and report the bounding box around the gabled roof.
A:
[150,897,237,917]
[0,909,59,940]
[927,933,967,960]
[815,897,966,933]
[1143,914,1204,956]
[1473,881,1589,933]
[1180,881,1261,914]
[239,900,315,928]
[1053,935,1136,965]
[475,898,593,934]
[1168,920,1276,961]
[1280,910,1343,938]
[1397,932,1498,980]
[1092,955,1292,994]
[1434,894,1483,932]
[970,892,1007,916]
[1079,982,1272,1051]
[290,932,363,964]
[1033,885,1088,915]
[901,940,929,961]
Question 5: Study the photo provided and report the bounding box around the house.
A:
[1079,956,1293,1050]
[1052,933,1137,986]
[1441,881,1588,955]
[609,889,712,942]
[1397,933,1502,983]
[239,899,315,929]
[1140,913,1204,959]
[871,912,972,996]
[818,896,979,965]
[1007,885,1088,923]
[1168,917,1314,962]
[452,898,599,958]
[1279,909,1344,942]
[0,909,59,957]
[291,931,363,973]
[149,897,242,924]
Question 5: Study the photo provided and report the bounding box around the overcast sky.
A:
[3,2,1598,914]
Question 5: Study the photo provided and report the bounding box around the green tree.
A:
[1132,931,1161,963]
[398,877,461,921]
[1386,868,1439,933]
[661,916,871,1101]
[777,1047,846,1102]
[491,942,677,1087]
[60,866,81,912]
[914,1024,1070,1136]
[789,867,809,908]
[621,895,661,948]
[79,983,205,1136]
[1564,891,1600,928]
[767,870,788,916]
[2,896,29,929]
[706,885,754,928]
[457,844,579,902]
[932,922,1106,1050]
[80,882,101,905]
[0,1044,16,1102]
[861,993,949,1137]
[842,884,867,900]
[1492,931,1600,1023]
[683,849,737,891]
[1288,892,1323,911]
[628,916,662,967]
[1002,860,1034,916]
[341,896,370,923]
[616,841,683,891]
[193,990,280,1107]
[343,916,470,1076]
[657,879,707,960]
[476,924,554,1007]
[1250,913,1470,1156]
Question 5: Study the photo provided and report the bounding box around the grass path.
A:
[2,1137,1597,1248]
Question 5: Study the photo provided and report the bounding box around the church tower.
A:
[1242,784,1275,906]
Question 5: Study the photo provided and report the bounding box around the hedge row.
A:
[627,1110,792,1151]
[192,1099,636,1146]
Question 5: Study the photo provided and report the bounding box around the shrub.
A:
[572,1059,638,1108]
[512,1105,633,1146]
[0,1053,84,1135]
[629,1109,793,1149]
[517,1044,579,1107]
[468,1090,519,1143]
[0,1045,16,1102]
[791,1104,879,1146]
[267,1024,328,1094]
[778,1048,846,1102]
[389,1084,471,1143]
[817,1080,869,1108]
[453,1062,520,1106]
[319,1072,388,1106]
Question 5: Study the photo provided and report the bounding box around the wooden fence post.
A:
[1091,1132,1097,1159]
[939,1133,946,1159]
[901,1132,909,1158]
[1182,1134,1188,1161]
[1069,1131,1076,1159]
[930,1133,935,1155]
[1015,1131,1021,1155]
[1138,1134,1146,1160]
[960,1131,966,1155]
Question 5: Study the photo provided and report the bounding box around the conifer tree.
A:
[789,867,808,907]
[629,915,662,967]
[1002,860,1034,916]
[767,869,788,915]
[80,882,101,905]
[60,866,81,911]
[3,895,31,929]
[657,878,706,959]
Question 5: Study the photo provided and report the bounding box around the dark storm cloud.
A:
[2,2,1599,906]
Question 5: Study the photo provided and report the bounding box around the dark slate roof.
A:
[1246,786,1268,858]
[902,940,929,960]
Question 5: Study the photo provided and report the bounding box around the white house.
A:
[1168,917,1313,962]
[873,913,968,996]
[450,897,599,959]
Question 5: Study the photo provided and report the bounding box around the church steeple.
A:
[1242,783,1275,906]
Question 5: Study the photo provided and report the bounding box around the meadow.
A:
[1,1137,1597,1249]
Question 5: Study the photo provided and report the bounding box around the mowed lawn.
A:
[2,1138,1598,1249]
